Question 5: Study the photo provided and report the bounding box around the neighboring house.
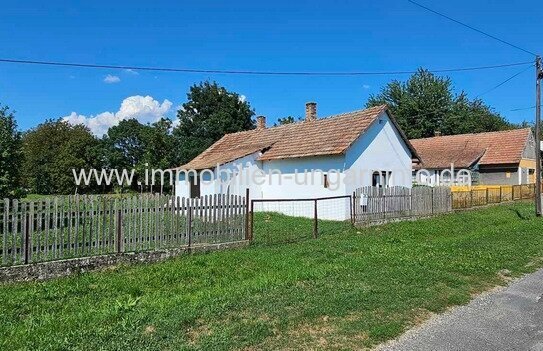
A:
[174,103,419,219]
[411,128,537,186]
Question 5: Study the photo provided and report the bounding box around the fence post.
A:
[187,202,193,248]
[486,188,489,205]
[499,186,503,202]
[249,200,255,241]
[24,211,30,265]
[470,189,474,208]
[350,192,355,225]
[116,207,123,254]
[313,199,318,239]
[244,188,250,241]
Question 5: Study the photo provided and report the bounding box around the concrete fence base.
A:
[0,240,249,283]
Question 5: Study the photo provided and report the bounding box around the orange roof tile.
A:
[410,128,532,169]
[178,105,417,170]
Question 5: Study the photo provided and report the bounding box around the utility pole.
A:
[535,55,542,217]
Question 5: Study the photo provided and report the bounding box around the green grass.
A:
[2,202,543,350]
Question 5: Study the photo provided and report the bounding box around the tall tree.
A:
[173,81,255,165]
[366,68,514,138]
[22,120,100,194]
[103,118,176,192]
[0,105,23,198]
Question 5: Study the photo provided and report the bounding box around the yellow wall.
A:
[519,159,536,169]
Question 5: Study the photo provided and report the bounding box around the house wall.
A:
[344,111,413,195]
[415,165,531,186]
[477,167,520,185]
[523,132,537,159]
[519,132,537,185]
[259,155,348,220]
[414,169,472,187]
[174,153,263,199]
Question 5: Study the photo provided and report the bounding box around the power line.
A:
[0,58,533,76]
[510,105,536,112]
[408,0,538,57]
[475,64,533,98]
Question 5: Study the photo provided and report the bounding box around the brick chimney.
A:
[434,130,442,137]
[256,115,266,130]
[305,102,317,122]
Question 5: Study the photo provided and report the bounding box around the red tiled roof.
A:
[178,105,417,170]
[410,128,532,169]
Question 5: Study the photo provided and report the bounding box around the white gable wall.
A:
[344,111,412,195]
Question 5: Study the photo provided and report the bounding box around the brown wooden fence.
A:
[0,193,248,267]
[451,184,537,209]
[353,186,452,224]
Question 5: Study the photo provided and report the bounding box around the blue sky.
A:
[0,0,541,134]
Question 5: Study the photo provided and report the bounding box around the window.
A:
[505,171,511,178]
[372,171,392,188]
[323,174,329,188]
[189,175,200,198]
[529,169,536,183]
[372,171,381,187]
[440,170,452,185]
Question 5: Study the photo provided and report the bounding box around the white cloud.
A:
[104,74,121,84]
[239,94,247,103]
[63,95,173,136]
[362,84,371,90]
[123,69,139,75]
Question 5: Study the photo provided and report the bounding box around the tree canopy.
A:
[0,105,23,198]
[102,118,175,192]
[274,116,302,126]
[366,68,514,139]
[173,81,255,165]
[22,120,100,195]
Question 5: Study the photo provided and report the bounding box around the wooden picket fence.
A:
[0,193,248,267]
[451,184,537,209]
[353,186,452,224]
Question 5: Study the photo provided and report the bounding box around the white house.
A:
[174,103,419,219]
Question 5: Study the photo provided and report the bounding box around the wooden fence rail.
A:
[0,193,248,267]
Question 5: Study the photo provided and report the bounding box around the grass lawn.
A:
[2,202,543,350]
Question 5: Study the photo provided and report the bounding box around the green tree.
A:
[103,118,176,192]
[173,81,255,165]
[366,68,514,138]
[442,93,512,135]
[143,118,176,170]
[22,120,100,194]
[274,116,301,126]
[0,105,23,198]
